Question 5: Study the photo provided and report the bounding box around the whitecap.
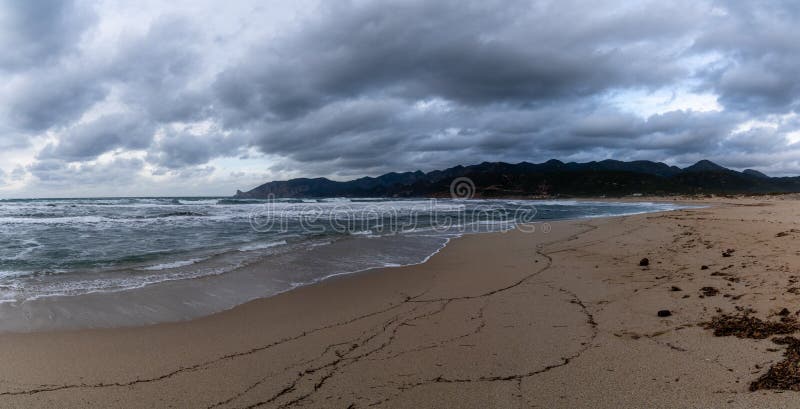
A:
[140,258,206,271]
[238,240,287,252]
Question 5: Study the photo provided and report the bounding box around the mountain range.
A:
[233,159,800,198]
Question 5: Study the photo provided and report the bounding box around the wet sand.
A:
[2,198,800,407]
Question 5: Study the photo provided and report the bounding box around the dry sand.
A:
[3,198,800,407]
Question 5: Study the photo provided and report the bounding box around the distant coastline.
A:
[234,159,800,199]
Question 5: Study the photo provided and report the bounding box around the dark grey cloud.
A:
[207,0,721,177]
[0,0,105,134]
[724,127,789,154]
[0,0,95,70]
[38,113,155,161]
[5,68,108,132]
[693,1,800,113]
[27,157,145,185]
[147,128,244,169]
[214,0,694,123]
[108,17,211,123]
[5,0,800,195]
[226,0,800,177]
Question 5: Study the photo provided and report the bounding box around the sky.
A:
[1,0,800,197]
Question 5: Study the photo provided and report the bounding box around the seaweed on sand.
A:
[703,314,798,339]
[750,336,800,391]
[703,313,800,391]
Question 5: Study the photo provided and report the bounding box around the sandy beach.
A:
[4,198,800,407]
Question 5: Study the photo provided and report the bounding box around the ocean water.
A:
[0,197,690,331]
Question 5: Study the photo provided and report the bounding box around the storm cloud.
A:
[2,0,800,196]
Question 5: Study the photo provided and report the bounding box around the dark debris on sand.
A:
[700,286,720,297]
[704,313,800,392]
[703,313,799,339]
[776,229,800,238]
[750,336,800,391]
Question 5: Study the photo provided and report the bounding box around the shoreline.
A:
[0,199,690,334]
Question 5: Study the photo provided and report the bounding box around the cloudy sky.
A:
[1,0,799,197]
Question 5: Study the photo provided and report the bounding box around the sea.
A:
[0,197,691,331]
